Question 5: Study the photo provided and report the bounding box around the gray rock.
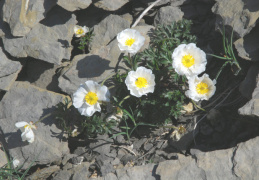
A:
[238,75,259,117]
[0,47,22,91]
[2,0,56,37]
[53,162,91,180]
[2,6,77,65]
[94,0,129,11]
[89,134,113,155]
[58,44,126,95]
[234,25,259,61]
[24,58,62,92]
[116,163,156,180]
[156,154,205,180]
[0,82,69,169]
[0,149,8,167]
[57,0,92,11]
[239,66,259,99]
[27,165,60,180]
[89,14,130,51]
[234,136,259,179]
[212,0,259,38]
[154,6,183,26]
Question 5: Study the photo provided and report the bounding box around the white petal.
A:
[15,122,28,128]
[97,86,110,102]
[25,130,35,143]
[84,80,98,93]
[73,87,87,108]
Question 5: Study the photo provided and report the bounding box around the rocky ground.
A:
[0,0,259,179]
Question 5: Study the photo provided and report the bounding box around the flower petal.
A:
[15,121,28,128]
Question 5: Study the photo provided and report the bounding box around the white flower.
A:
[172,43,207,78]
[73,80,110,117]
[117,29,145,54]
[13,159,20,168]
[125,67,155,97]
[74,25,89,37]
[15,121,36,143]
[185,74,216,102]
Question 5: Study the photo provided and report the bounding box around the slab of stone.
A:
[239,76,259,117]
[0,47,22,91]
[2,0,56,37]
[0,149,8,167]
[27,165,60,180]
[89,14,130,51]
[239,66,259,99]
[115,163,157,180]
[57,0,92,11]
[154,6,184,26]
[234,24,259,62]
[2,6,77,65]
[212,0,259,38]
[58,40,126,95]
[234,136,259,179]
[0,82,69,169]
[94,0,129,11]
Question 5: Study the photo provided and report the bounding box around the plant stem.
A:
[34,113,52,125]
[128,53,134,70]
[191,100,206,112]
[119,95,131,106]
[101,73,114,86]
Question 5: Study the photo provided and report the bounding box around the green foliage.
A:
[0,145,38,180]
[55,97,116,138]
[113,20,196,128]
[208,25,241,79]
[78,29,94,52]
[141,19,197,69]
[81,113,117,138]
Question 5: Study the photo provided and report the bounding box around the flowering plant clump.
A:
[74,25,89,37]
[15,121,36,143]
[185,74,216,102]
[73,80,110,117]
[172,43,207,79]
[125,67,155,97]
[117,29,145,54]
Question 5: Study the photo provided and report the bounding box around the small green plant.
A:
[208,25,241,79]
[113,20,196,128]
[55,97,116,138]
[0,145,38,180]
[78,29,94,53]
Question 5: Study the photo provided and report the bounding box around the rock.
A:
[27,165,60,180]
[138,0,188,7]
[53,162,91,180]
[24,58,62,92]
[156,154,205,180]
[0,82,69,169]
[0,47,22,91]
[2,0,56,37]
[89,134,113,155]
[0,149,8,167]
[154,6,183,26]
[2,6,77,65]
[58,42,126,95]
[89,14,130,51]
[234,24,259,61]
[212,0,259,38]
[234,136,259,179]
[115,163,157,180]
[57,0,92,11]
[0,19,8,38]
[238,75,259,117]
[94,0,129,11]
[239,66,259,99]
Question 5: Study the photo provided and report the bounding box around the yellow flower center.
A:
[135,77,148,88]
[125,38,135,47]
[196,82,209,94]
[76,28,84,35]
[182,54,195,68]
[24,124,30,129]
[85,92,98,105]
